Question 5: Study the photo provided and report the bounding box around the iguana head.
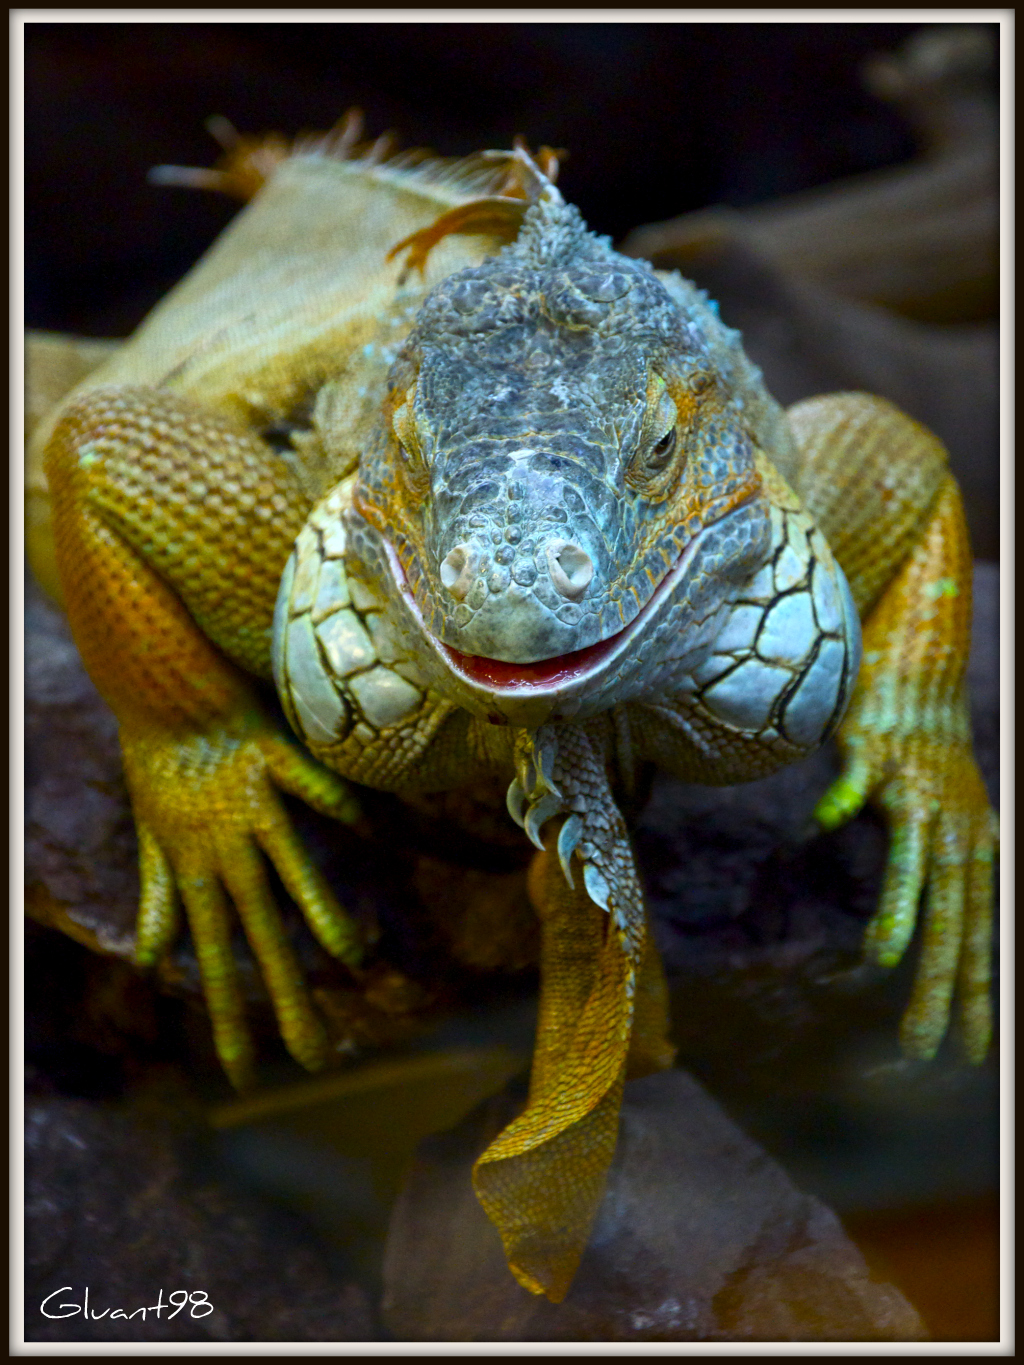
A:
[356,198,776,695]
[269,185,858,752]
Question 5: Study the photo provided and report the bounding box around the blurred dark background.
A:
[25,20,924,336]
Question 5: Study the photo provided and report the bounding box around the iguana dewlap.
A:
[28,132,996,1304]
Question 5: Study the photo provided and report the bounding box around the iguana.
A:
[26,122,997,1304]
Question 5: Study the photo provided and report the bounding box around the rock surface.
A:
[381,1070,926,1342]
[25,577,140,958]
[24,1095,376,1342]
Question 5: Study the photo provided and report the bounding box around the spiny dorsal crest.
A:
[504,196,610,270]
[404,182,687,355]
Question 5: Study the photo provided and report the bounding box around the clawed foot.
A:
[123,711,363,1088]
[816,727,996,1064]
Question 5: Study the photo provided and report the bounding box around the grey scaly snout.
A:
[441,538,594,607]
[432,514,602,663]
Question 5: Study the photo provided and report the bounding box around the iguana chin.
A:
[27,124,996,1304]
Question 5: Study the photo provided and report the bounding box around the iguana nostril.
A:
[440,545,476,600]
[547,540,594,601]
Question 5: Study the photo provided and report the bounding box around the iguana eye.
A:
[626,378,682,496]
[392,398,430,495]
[397,440,430,499]
[649,427,677,468]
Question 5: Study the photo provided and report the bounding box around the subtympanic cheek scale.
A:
[272,482,434,767]
[677,508,861,752]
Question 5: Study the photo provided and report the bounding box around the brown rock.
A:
[25,574,140,959]
[24,1095,377,1342]
[382,1070,926,1341]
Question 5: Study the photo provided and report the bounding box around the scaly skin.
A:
[44,385,363,1089]
[787,394,995,1063]
[31,132,996,1303]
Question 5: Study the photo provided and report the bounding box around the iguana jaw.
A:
[381,520,709,714]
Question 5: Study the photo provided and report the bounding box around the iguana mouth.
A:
[440,630,622,690]
[382,527,707,697]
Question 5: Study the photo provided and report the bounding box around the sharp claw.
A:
[524,792,563,851]
[582,862,611,913]
[518,754,537,798]
[533,736,559,795]
[506,777,527,828]
[557,814,583,888]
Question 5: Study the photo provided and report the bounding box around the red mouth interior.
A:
[441,632,622,689]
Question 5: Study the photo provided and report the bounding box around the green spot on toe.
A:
[814,776,866,830]
[924,577,959,600]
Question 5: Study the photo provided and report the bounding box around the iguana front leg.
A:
[45,385,363,1088]
[789,394,997,1063]
[473,723,674,1302]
